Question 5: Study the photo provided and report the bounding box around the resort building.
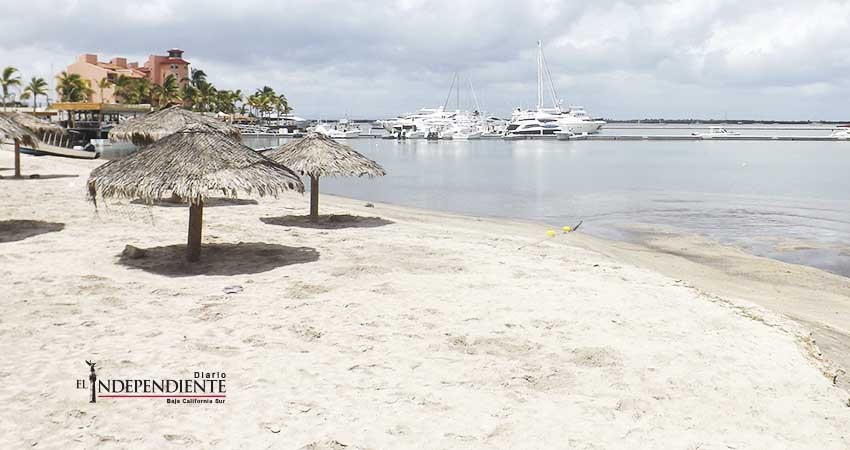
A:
[62,49,191,103]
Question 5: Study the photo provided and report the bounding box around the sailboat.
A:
[506,42,605,138]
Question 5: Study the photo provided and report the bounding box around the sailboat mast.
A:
[537,41,543,110]
[443,73,457,110]
[540,45,561,109]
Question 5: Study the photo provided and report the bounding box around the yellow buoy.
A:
[546,230,556,237]
[563,226,572,233]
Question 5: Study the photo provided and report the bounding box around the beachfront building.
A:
[63,49,190,103]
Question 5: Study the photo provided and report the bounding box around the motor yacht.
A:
[691,127,741,139]
[505,42,605,138]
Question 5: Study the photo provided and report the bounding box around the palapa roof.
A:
[264,132,386,178]
[88,123,304,206]
[109,105,241,146]
[0,115,38,147]
[1,111,66,136]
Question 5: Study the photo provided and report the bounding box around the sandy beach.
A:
[1,151,849,449]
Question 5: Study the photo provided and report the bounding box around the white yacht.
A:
[450,127,483,140]
[506,42,605,138]
[505,108,561,136]
[378,107,456,137]
[557,106,606,134]
[691,127,741,139]
[379,74,502,139]
[313,119,361,138]
[830,128,850,140]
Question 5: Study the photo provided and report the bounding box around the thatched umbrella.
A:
[264,132,385,222]
[88,123,304,262]
[2,111,66,137]
[109,105,241,146]
[0,115,39,178]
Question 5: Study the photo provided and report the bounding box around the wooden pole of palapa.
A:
[187,201,204,262]
[309,174,319,222]
[13,140,21,178]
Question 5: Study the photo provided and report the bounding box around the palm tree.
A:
[22,77,48,112]
[56,72,93,102]
[195,80,217,112]
[97,78,112,103]
[110,75,134,103]
[181,83,198,109]
[130,78,152,104]
[277,93,291,114]
[1,67,22,111]
[190,68,207,85]
[152,74,181,108]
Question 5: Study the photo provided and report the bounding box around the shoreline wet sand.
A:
[1,151,848,449]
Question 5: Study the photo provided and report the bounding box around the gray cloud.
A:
[1,0,848,119]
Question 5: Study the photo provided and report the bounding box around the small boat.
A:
[691,127,741,139]
[12,141,100,159]
[451,128,483,140]
[9,128,100,159]
[313,120,361,139]
[831,128,850,140]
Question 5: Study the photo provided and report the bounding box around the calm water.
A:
[245,129,850,276]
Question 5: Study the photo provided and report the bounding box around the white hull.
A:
[451,131,483,140]
[556,119,605,134]
[6,141,100,159]
[313,124,362,139]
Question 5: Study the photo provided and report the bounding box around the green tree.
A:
[130,78,152,104]
[97,77,112,103]
[21,77,48,112]
[181,83,198,109]
[152,74,181,108]
[56,71,93,102]
[1,66,22,111]
[110,75,134,103]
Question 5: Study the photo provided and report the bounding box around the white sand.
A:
[1,151,849,449]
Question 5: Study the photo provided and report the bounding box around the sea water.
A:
[244,126,850,276]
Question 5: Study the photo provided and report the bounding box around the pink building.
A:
[63,49,191,103]
[142,49,191,87]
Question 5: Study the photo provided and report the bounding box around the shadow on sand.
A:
[0,174,79,180]
[118,242,319,276]
[130,198,259,207]
[261,214,394,230]
[0,220,65,243]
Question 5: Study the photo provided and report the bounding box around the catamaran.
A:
[505,42,605,138]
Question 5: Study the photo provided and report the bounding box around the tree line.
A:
[1,66,292,118]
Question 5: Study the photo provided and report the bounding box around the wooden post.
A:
[309,174,320,222]
[187,201,204,262]
[13,140,21,178]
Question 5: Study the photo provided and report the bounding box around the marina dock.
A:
[567,134,848,141]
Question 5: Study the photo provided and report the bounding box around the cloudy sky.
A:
[2,0,849,120]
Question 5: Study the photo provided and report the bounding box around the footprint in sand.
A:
[571,346,623,368]
[286,281,331,299]
[300,440,370,450]
[291,323,323,342]
[163,434,196,445]
[447,335,537,357]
